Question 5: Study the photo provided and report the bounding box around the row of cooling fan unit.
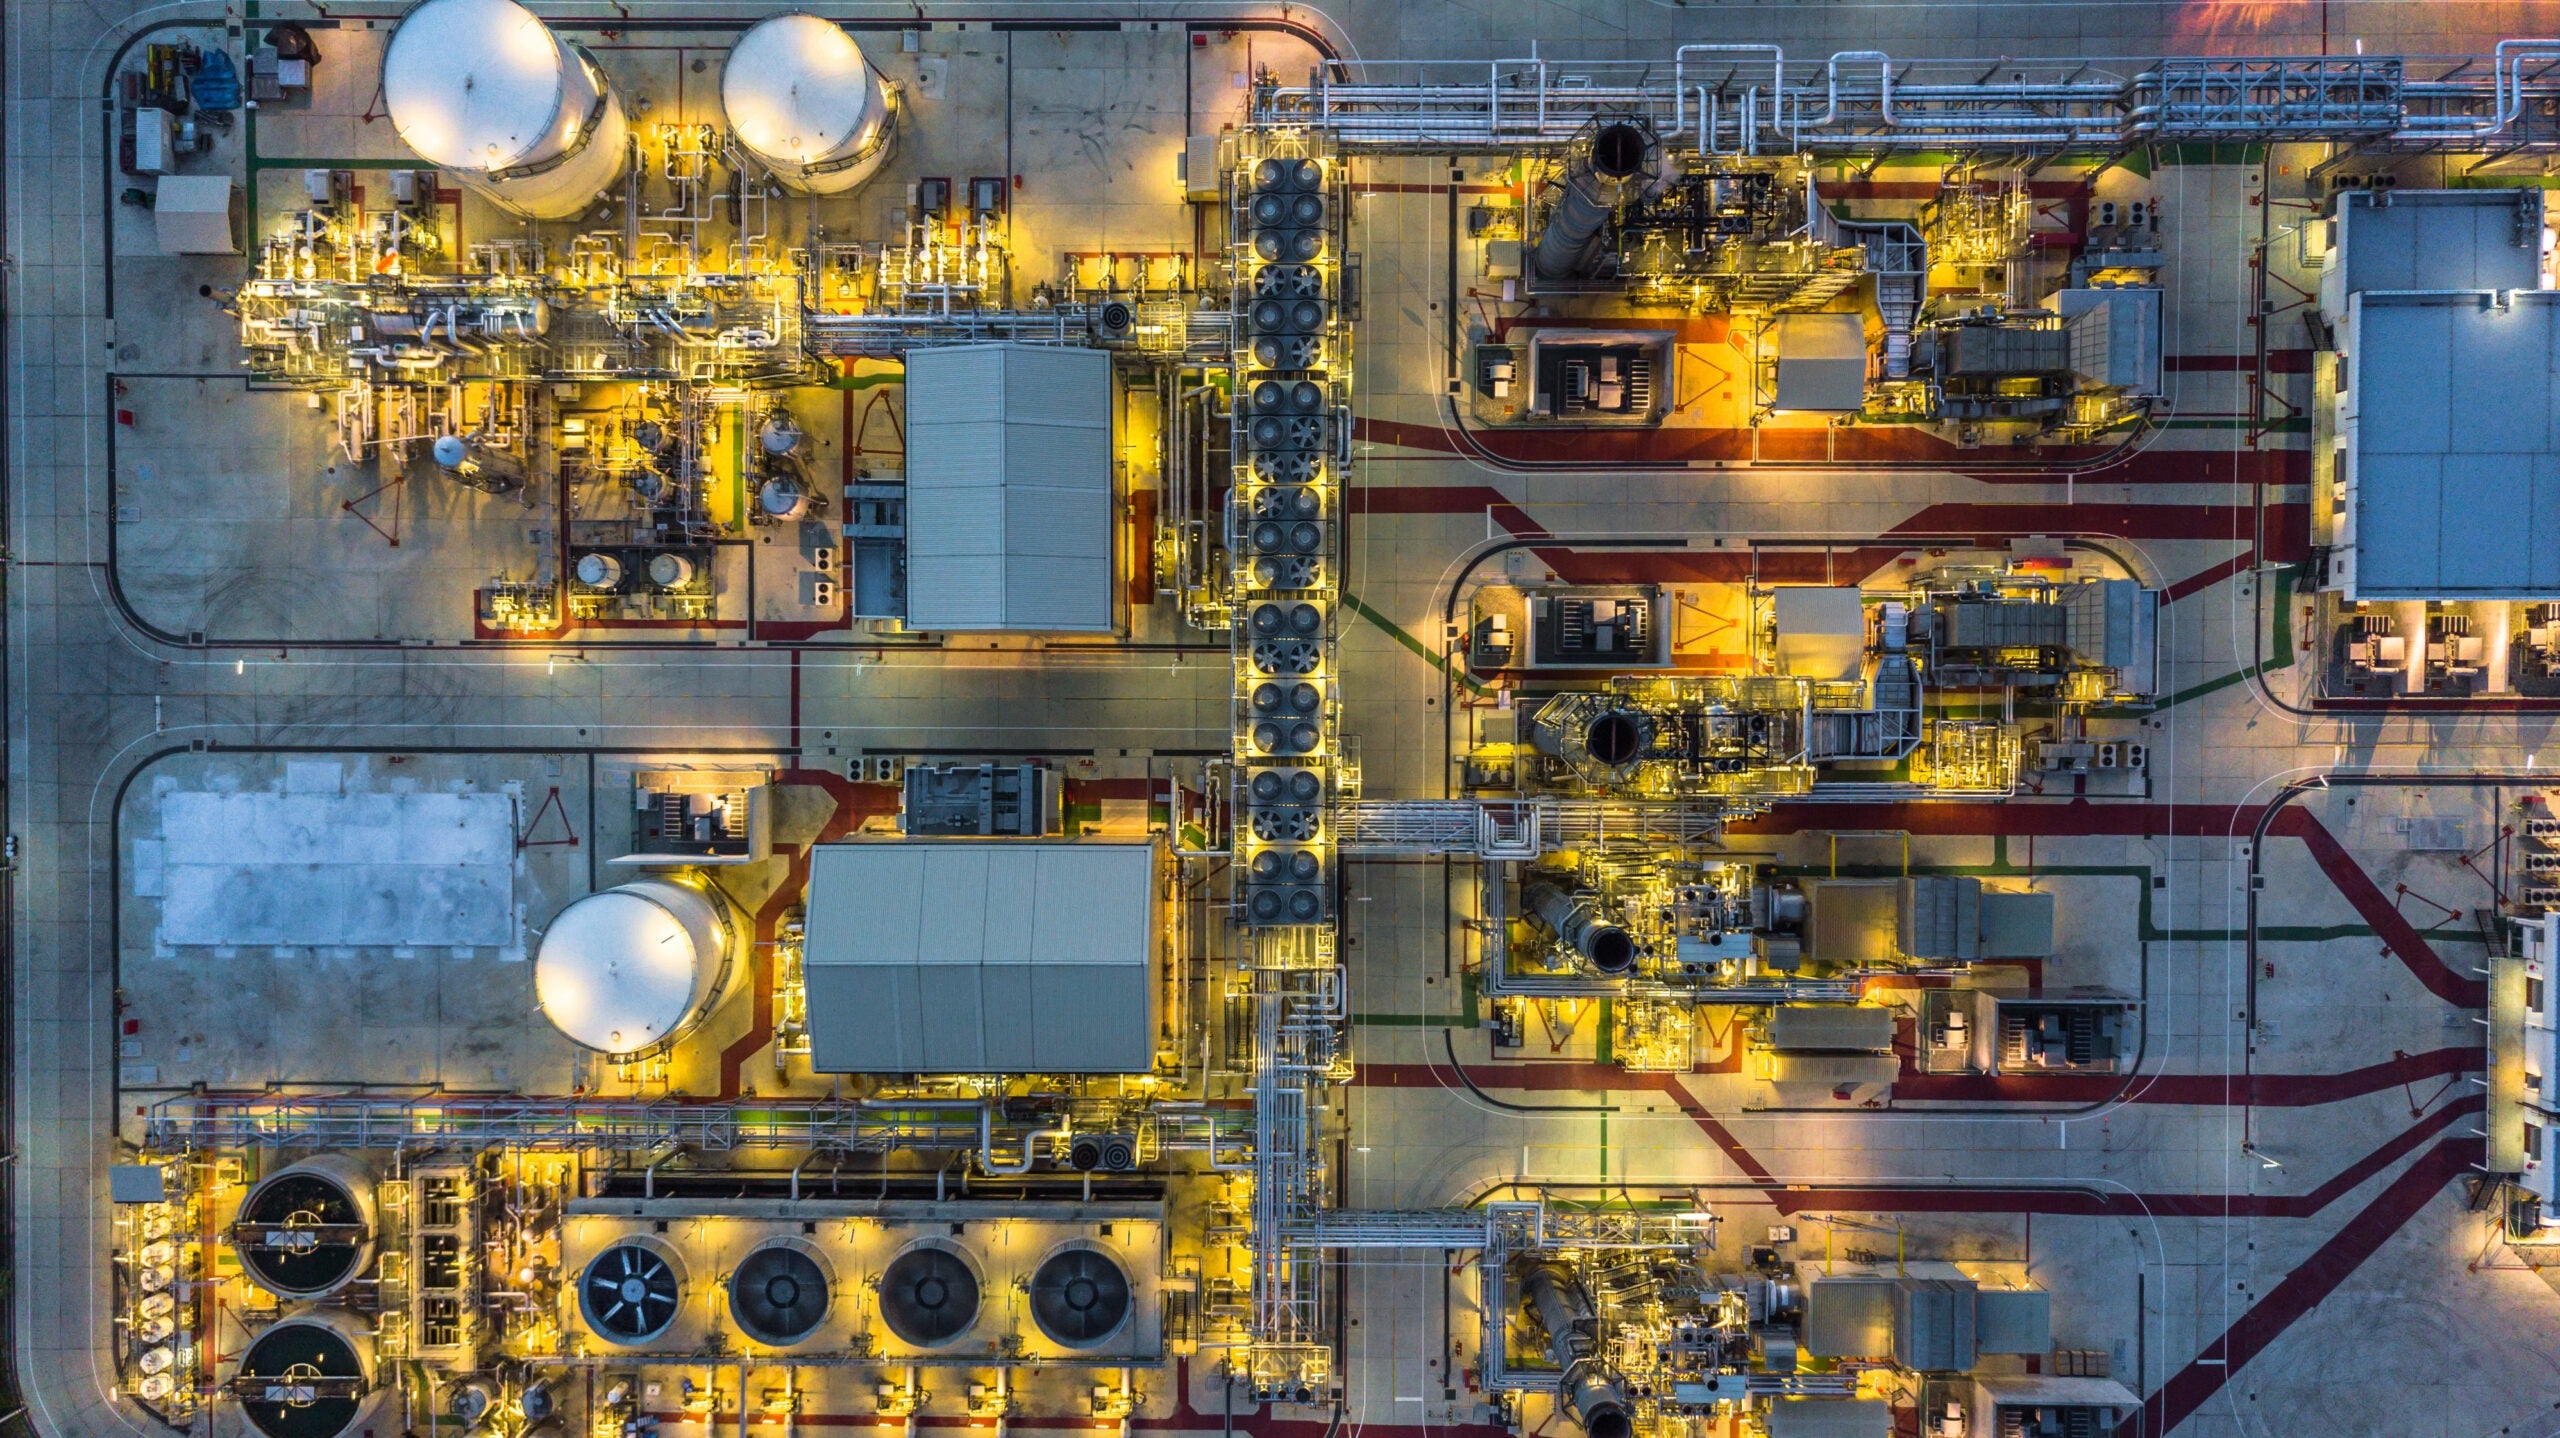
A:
[572,1234,1136,1352]
[1230,152,1343,931]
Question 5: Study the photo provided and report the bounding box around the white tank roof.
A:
[722,14,877,166]
[535,882,724,1054]
[384,0,578,171]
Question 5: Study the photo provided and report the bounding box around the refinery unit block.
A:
[31,12,2560,1438]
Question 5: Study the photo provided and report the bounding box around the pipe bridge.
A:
[1253,43,2560,155]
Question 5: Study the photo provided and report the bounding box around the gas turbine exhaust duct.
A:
[1528,692,1659,783]
[1519,1265,1634,1438]
[1524,878,1637,974]
[1530,121,1651,284]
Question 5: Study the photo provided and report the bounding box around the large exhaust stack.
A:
[1530,122,1650,284]
[1527,694,1658,781]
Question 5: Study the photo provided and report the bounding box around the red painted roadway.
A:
[1360,1045,2477,1111]
[2118,1133,2486,1438]
[1727,799,2486,1008]
[718,771,902,1095]
[1354,1048,2480,1215]
[1370,1048,2481,1432]
[1893,1045,2477,1106]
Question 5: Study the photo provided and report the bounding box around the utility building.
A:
[2319,189,2560,601]
[902,344,1116,632]
[800,839,1161,1073]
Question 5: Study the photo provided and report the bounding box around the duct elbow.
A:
[1524,880,1637,974]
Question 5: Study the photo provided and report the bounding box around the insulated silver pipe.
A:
[1523,879,1636,974]
[1519,1266,1633,1438]
[1259,44,2560,153]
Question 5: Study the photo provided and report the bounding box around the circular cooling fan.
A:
[1254,486,1320,521]
[1254,556,1322,593]
[1251,639,1323,676]
[729,1242,831,1346]
[580,1241,684,1345]
[878,1246,981,1347]
[1251,807,1321,843]
[1028,1247,1133,1348]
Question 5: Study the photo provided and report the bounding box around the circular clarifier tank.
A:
[722,14,898,195]
[382,0,631,219]
[534,880,734,1056]
[232,1154,378,1301]
[236,1313,380,1438]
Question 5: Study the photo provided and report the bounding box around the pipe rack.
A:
[1251,44,2560,154]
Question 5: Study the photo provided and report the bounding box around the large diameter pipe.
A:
[1520,1266,1587,1362]
[1519,1267,1633,1438]
[1524,879,1637,974]
[1528,699,1655,773]
[1530,122,1649,282]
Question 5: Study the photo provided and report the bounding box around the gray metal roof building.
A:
[1762,1400,1889,1438]
[1898,877,2055,961]
[2333,290,2560,599]
[1802,1265,2049,1372]
[2318,188,2542,322]
[2319,189,2560,601]
[1771,313,1867,412]
[1765,1005,1895,1053]
[801,839,1160,1073]
[903,343,1115,632]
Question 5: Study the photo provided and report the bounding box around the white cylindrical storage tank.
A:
[721,14,897,195]
[383,0,630,220]
[535,879,733,1055]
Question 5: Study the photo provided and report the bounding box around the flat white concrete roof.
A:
[146,783,516,950]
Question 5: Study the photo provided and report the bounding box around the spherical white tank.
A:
[383,0,630,220]
[721,14,898,195]
[534,880,733,1055]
